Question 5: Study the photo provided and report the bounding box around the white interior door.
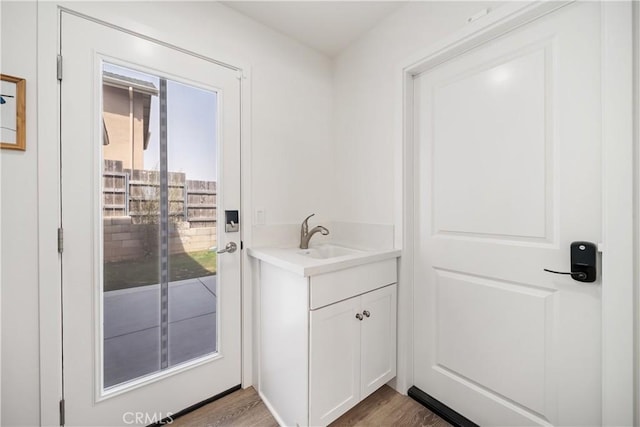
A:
[61,12,241,426]
[413,3,603,426]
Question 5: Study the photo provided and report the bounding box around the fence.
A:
[102,160,217,262]
[103,160,216,227]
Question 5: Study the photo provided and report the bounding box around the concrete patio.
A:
[103,275,217,388]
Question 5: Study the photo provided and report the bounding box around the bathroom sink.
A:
[298,244,363,259]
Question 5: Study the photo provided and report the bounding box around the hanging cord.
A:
[543,269,587,280]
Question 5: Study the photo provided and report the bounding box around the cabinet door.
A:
[309,297,361,426]
[360,284,397,399]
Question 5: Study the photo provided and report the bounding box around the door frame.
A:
[36,4,254,425]
[394,1,636,425]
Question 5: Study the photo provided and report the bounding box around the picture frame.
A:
[1,74,26,151]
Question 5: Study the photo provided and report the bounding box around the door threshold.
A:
[148,384,241,426]
[408,386,478,427]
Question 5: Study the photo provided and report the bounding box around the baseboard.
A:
[407,386,479,427]
[258,390,289,427]
[148,384,241,426]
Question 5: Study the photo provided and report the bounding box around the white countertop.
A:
[248,245,401,277]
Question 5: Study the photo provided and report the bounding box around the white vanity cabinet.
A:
[251,249,399,427]
[309,284,397,426]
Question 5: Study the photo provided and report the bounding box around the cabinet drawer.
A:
[309,259,397,309]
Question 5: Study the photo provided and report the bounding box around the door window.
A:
[102,63,219,389]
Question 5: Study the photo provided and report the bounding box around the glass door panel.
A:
[166,80,218,367]
[101,63,218,390]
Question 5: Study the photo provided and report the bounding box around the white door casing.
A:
[61,12,241,425]
[410,2,631,426]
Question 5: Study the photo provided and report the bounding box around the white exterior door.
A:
[413,3,604,426]
[61,12,241,426]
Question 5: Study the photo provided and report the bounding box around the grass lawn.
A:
[104,250,217,292]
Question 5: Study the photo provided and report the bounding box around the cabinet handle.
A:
[363,310,370,318]
[355,313,363,321]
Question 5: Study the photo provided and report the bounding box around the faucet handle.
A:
[303,213,315,224]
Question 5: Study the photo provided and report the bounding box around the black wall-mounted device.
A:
[544,241,597,283]
[225,210,239,233]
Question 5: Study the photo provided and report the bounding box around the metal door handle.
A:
[543,241,597,283]
[355,313,363,321]
[543,268,587,281]
[217,242,237,254]
[363,310,370,318]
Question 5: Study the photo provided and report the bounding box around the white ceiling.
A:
[221,1,408,57]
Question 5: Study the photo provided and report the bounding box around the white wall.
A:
[1,2,41,426]
[2,1,333,424]
[332,1,501,226]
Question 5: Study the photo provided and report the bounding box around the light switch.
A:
[255,208,265,225]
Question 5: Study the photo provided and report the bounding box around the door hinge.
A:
[57,55,63,81]
[241,241,244,250]
[59,398,65,426]
[57,228,64,253]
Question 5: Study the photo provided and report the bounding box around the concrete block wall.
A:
[103,217,216,262]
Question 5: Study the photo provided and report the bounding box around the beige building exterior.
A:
[102,72,158,170]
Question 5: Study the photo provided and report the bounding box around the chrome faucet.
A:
[300,214,329,249]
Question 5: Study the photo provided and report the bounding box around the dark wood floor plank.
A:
[330,386,397,426]
[171,384,449,427]
[171,387,278,427]
[330,386,451,427]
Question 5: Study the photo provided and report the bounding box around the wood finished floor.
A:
[171,385,451,427]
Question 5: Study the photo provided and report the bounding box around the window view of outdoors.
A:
[102,63,219,388]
